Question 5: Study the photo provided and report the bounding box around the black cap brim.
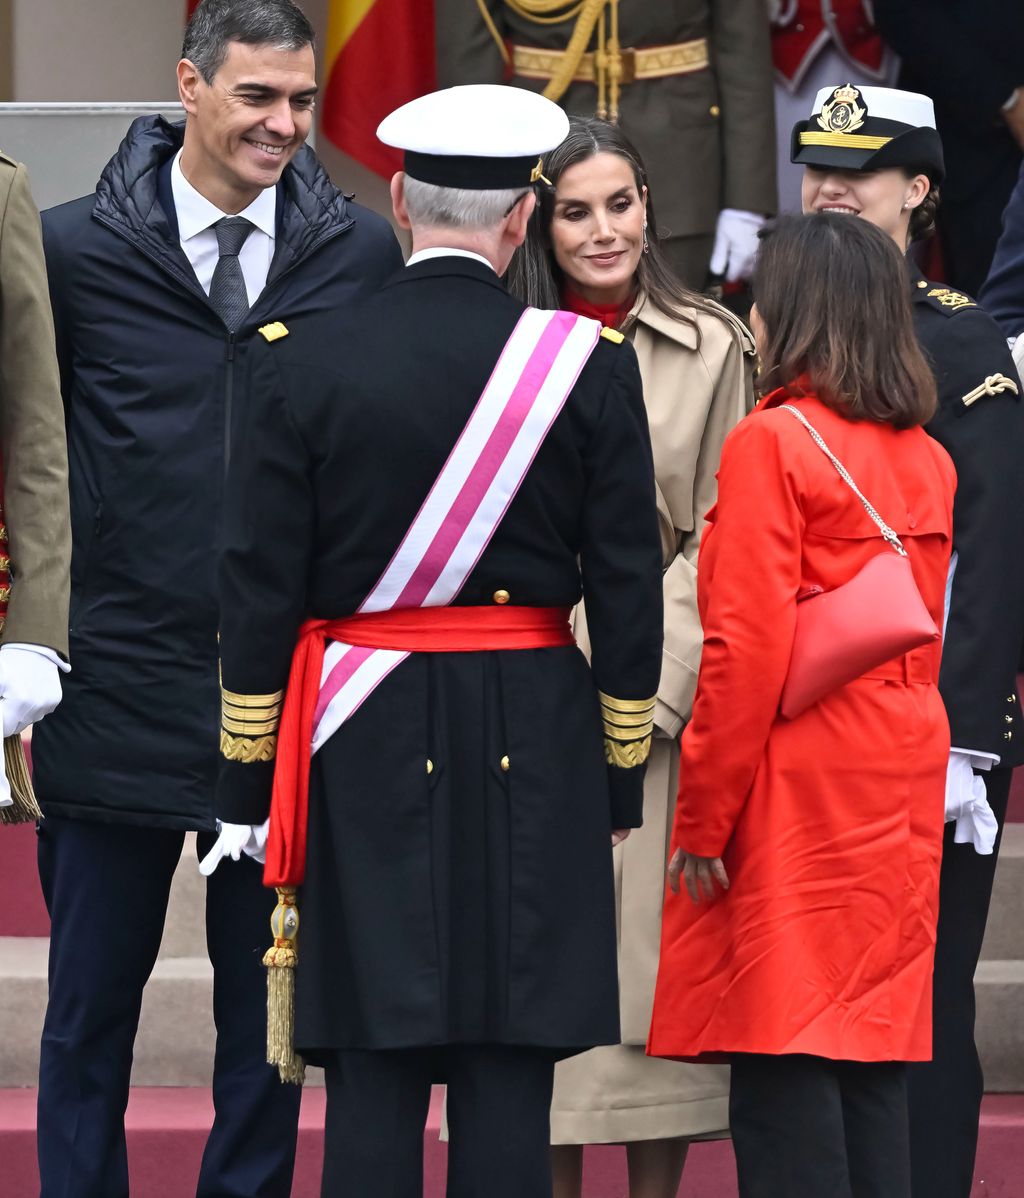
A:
[791,123,945,184]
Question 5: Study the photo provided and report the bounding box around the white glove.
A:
[944,751,999,855]
[0,644,67,737]
[709,209,766,282]
[198,819,270,876]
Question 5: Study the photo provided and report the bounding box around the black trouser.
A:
[320,1044,555,1198]
[36,817,301,1198]
[908,766,1014,1198]
[729,1053,911,1198]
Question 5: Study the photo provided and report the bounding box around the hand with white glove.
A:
[0,643,67,737]
[708,209,767,283]
[198,819,270,876]
[944,750,999,855]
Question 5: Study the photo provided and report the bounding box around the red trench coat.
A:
[648,388,956,1064]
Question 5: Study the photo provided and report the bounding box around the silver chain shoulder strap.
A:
[778,404,908,557]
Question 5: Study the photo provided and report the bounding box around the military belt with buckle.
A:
[511,37,709,88]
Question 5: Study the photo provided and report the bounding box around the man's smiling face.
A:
[179,39,317,212]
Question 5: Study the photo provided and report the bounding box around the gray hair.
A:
[403,177,530,232]
[183,0,315,83]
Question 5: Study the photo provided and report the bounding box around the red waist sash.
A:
[265,606,574,887]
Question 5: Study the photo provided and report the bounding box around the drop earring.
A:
[642,220,650,254]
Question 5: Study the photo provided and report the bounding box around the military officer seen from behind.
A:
[33,2,402,1196]
[794,83,1024,1198]
[209,85,663,1198]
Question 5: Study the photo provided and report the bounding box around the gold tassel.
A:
[0,734,42,825]
[263,886,305,1084]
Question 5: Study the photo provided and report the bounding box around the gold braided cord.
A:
[475,0,512,64]
[505,0,587,24]
[220,729,278,763]
[963,373,1019,407]
[503,0,609,104]
[604,734,652,768]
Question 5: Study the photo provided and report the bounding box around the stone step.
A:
[981,824,1024,961]
[0,935,324,1089]
[159,832,207,959]
[976,960,1024,1092]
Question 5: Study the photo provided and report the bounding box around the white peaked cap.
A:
[377,85,570,190]
[811,85,937,130]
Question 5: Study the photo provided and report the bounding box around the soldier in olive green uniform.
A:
[436,0,779,287]
[0,154,71,819]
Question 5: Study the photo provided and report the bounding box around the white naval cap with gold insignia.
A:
[377,84,570,190]
[791,83,945,183]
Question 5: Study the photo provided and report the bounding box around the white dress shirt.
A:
[170,151,276,306]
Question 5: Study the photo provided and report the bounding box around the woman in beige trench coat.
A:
[507,117,756,1198]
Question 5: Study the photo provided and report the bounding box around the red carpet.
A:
[5,1087,1022,1196]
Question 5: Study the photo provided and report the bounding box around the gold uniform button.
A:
[1007,715,1014,724]
[500,755,510,772]
[709,104,720,117]
[1006,731,1014,741]
[426,758,434,775]
[917,280,928,289]
[1009,695,1017,703]
[493,589,510,605]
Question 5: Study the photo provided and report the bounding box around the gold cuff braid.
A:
[220,729,278,763]
[598,691,656,768]
[604,734,652,768]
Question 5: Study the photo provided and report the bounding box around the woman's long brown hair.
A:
[506,115,719,338]
[753,214,937,429]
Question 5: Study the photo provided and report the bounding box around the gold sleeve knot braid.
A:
[220,685,284,764]
[598,691,655,768]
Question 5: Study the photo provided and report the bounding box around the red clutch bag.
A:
[777,405,941,720]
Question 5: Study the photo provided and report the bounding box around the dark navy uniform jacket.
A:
[911,262,1024,765]
[215,255,663,1056]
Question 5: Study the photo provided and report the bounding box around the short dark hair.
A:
[753,214,937,429]
[182,0,315,84]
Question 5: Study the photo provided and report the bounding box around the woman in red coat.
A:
[648,213,956,1198]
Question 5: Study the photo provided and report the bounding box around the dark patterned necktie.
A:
[209,216,254,332]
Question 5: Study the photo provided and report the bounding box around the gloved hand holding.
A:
[708,208,766,283]
[0,643,66,737]
[198,818,270,876]
[944,750,998,855]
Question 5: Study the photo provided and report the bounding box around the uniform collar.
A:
[171,150,277,243]
[406,246,496,271]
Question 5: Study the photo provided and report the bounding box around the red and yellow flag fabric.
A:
[322,0,436,178]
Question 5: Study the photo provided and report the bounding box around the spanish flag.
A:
[322,0,436,178]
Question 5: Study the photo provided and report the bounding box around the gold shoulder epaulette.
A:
[926,287,975,313]
[962,373,1020,408]
[258,321,289,343]
[598,691,656,768]
[600,327,625,344]
[220,684,284,763]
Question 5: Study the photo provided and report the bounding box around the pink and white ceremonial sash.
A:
[310,308,602,755]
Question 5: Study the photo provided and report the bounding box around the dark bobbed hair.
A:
[183,0,315,83]
[753,214,936,429]
[506,116,718,336]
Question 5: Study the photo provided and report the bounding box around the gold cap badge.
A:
[530,157,552,186]
[817,84,867,135]
[258,321,290,343]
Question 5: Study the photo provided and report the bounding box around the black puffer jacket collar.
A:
[92,115,353,285]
